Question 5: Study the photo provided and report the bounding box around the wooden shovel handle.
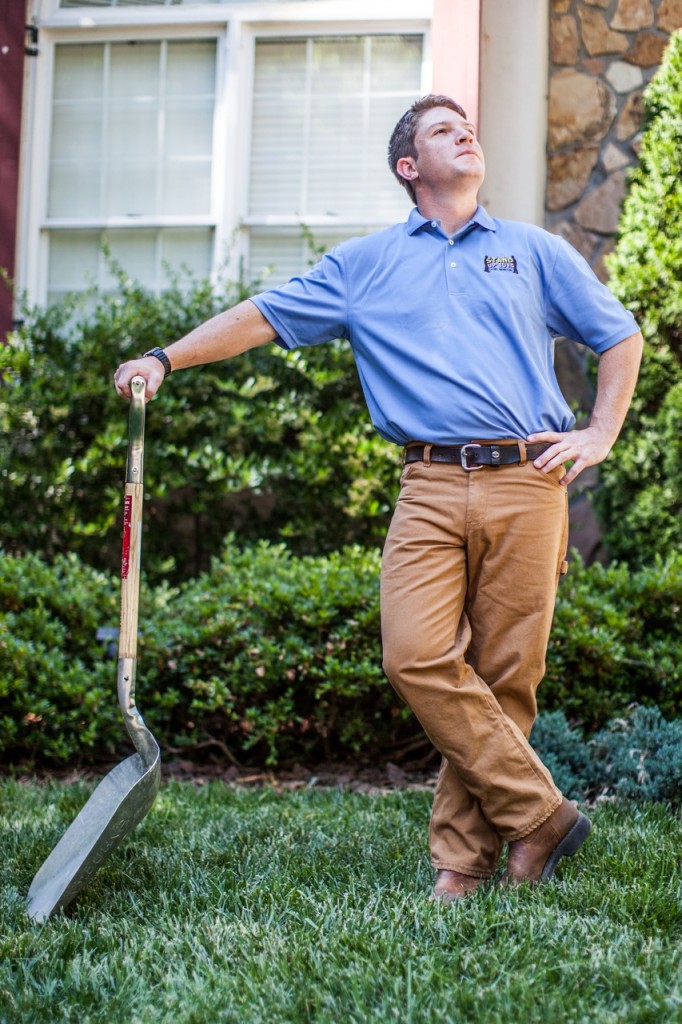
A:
[119,376,146,659]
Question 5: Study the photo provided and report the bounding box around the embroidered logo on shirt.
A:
[484,255,518,274]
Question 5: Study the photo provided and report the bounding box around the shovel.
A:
[27,375,161,921]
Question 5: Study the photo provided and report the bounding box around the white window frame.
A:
[18,0,432,307]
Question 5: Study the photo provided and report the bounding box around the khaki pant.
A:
[381,450,569,877]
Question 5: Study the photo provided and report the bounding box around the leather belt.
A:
[403,442,552,472]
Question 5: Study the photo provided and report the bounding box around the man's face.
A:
[400,106,485,195]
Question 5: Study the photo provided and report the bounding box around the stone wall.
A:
[546,1,680,561]
[547,0,680,280]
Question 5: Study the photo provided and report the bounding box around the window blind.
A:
[247,34,422,283]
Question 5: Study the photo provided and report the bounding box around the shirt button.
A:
[448,239,454,246]
[431,221,438,228]
[450,261,457,268]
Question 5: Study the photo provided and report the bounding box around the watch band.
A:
[143,347,172,377]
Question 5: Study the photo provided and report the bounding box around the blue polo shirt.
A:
[251,206,637,446]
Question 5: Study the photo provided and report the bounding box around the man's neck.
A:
[415,192,479,237]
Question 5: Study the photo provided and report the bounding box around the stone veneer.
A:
[546,1,679,560]
[546,0,681,280]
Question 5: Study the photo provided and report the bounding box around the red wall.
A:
[0,1,27,340]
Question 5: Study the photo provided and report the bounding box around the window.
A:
[246,34,422,284]
[46,38,216,303]
[26,3,428,305]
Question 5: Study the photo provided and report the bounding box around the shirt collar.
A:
[406,204,496,236]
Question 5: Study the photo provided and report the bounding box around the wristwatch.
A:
[143,347,172,377]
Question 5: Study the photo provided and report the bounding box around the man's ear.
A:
[396,156,418,184]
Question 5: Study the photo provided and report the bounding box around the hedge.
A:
[1,545,680,769]
[0,268,399,584]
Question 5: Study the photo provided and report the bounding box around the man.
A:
[115,95,642,901]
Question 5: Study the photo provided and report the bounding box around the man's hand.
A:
[526,427,613,487]
[529,331,644,487]
[114,357,167,402]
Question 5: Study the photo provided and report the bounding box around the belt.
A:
[403,442,551,472]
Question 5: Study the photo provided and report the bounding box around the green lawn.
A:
[2,780,681,1024]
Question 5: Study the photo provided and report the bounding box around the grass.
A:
[1,779,681,1024]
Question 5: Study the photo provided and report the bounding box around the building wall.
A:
[546,0,681,281]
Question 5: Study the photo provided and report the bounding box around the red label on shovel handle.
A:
[121,495,132,579]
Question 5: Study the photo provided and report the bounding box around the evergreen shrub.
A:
[590,705,682,803]
[598,31,682,564]
[545,553,682,728]
[531,705,682,804]
[0,552,121,759]
[1,546,680,769]
[0,268,399,583]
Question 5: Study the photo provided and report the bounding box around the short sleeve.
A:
[250,248,349,351]
[545,237,638,353]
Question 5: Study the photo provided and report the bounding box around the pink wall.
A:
[431,0,480,126]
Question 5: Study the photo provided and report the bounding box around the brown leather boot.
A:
[430,869,486,903]
[502,796,592,886]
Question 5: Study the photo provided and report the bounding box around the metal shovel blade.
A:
[26,749,160,922]
[27,376,161,921]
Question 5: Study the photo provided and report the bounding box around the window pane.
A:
[370,36,423,91]
[162,228,214,278]
[107,162,158,216]
[109,103,159,164]
[109,43,160,99]
[48,231,100,293]
[53,45,104,101]
[166,41,217,95]
[49,162,102,218]
[312,38,364,93]
[165,99,214,159]
[50,105,102,161]
[163,161,213,215]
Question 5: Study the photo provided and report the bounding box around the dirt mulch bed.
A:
[6,756,440,795]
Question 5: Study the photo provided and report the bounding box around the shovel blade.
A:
[27,751,160,922]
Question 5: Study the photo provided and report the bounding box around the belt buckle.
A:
[460,443,483,471]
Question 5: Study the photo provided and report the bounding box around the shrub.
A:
[0,551,122,760]
[590,705,682,803]
[2,546,681,768]
[597,31,682,564]
[531,706,682,805]
[143,541,396,765]
[529,711,598,801]
[544,553,682,729]
[0,268,400,583]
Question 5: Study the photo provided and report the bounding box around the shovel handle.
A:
[119,376,146,658]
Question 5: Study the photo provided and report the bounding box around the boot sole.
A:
[540,812,592,881]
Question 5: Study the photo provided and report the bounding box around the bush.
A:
[0,552,122,760]
[532,705,682,805]
[529,711,598,801]
[590,705,682,803]
[0,268,400,583]
[2,546,681,768]
[598,31,682,564]
[144,541,396,765]
[544,553,682,729]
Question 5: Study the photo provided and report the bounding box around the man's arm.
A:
[113,298,277,401]
[527,330,643,486]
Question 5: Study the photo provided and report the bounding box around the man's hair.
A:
[388,94,468,205]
